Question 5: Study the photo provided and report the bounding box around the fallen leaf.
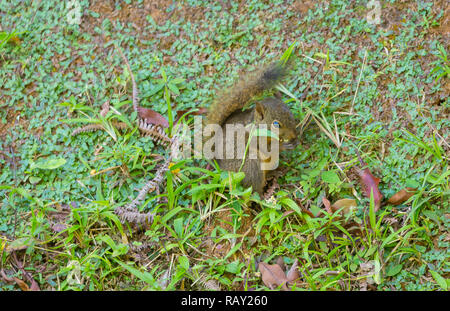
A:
[51,223,68,233]
[175,107,207,123]
[100,101,110,117]
[276,256,286,272]
[258,262,289,290]
[332,198,357,215]
[356,154,383,212]
[137,107,169,128]
[5,237,32,253]
[0,269,14,282]
[29,279,40,291]
[281,210,295,218]
[315,234,327,242]
[31,157,66,170]
[1,270,35,291]
[387,187,416,205]
[322,197,333,214]
[10,253,41,291]
[13,277,30,291]
[264,176,280,200]
[286,259,301,285]
[294,198,316,218]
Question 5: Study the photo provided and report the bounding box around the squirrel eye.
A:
[272,120,280,128]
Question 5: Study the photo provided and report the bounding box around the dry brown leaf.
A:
[9,252,40,291]
[286,259,301,285]
[322,197,333,214]
[29,279,40,291]
[258,262,289,290]
[294,198,316,218]
[356,154,383,212]
[13,277,30,291]
[276,256,286,272]
[282,210,295,218]
[5,237,31,253]
[175,107,207,123]
[8,36,22,46]
[331,198,357,215]
[137,107,169,128]
[100,101,110,117]
[387,187,417,205]
[0,269,14,282]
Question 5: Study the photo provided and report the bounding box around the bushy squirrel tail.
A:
[206,60,289,126]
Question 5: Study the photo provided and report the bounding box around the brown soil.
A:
[203,206,257,259]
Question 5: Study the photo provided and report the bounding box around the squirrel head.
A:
[254,98,299,150]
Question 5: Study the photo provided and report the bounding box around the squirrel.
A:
[205,61,298,195]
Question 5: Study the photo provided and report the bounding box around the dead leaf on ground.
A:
[137,107,169,127]
[175,107,207,123]
[286,259,301,286]
[0,269,14,282]
[258,262,289,290]
[332,198,357,215]
[294,198,315,218]
[10,252,41,291]
[29,278,40,291]
[5,237,32,253]
[275,256,286,272]
[322,197,333,214]
[0,269,39,291]
[258,258,302,290]
[48,204,71,233]
[387,187,417,205]
[100,101,110,117]
[356,153,383,212]
[51,223,68,232]
[13,277,30,291]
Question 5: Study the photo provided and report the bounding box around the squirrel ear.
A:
[254,101,265,121]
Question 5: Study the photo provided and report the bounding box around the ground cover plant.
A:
[0,0,448,291]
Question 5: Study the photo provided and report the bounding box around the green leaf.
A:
[6,237,34,252]
[430,270,447,290]
[170,78,185,84]
[321,171,340,184]
[405,179,420,188]
[280,41,296,64]
[280,198,301,215]
[386,264,403,276]
[225,260,242,274]
[29,176,42,184]
[112,244,129,257]
[369,189,377,232]
[31,157,66,170]
[178,256,189,271]
[160,68,167,82]
[167,82,180,95]
[173,217,184,238]
[146,83,165,97]
[115,260,156,286]
[161,206,183,224]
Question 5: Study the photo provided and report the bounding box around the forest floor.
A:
[0,0,448,290]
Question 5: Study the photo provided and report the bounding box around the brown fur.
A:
[206,61,299,195]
